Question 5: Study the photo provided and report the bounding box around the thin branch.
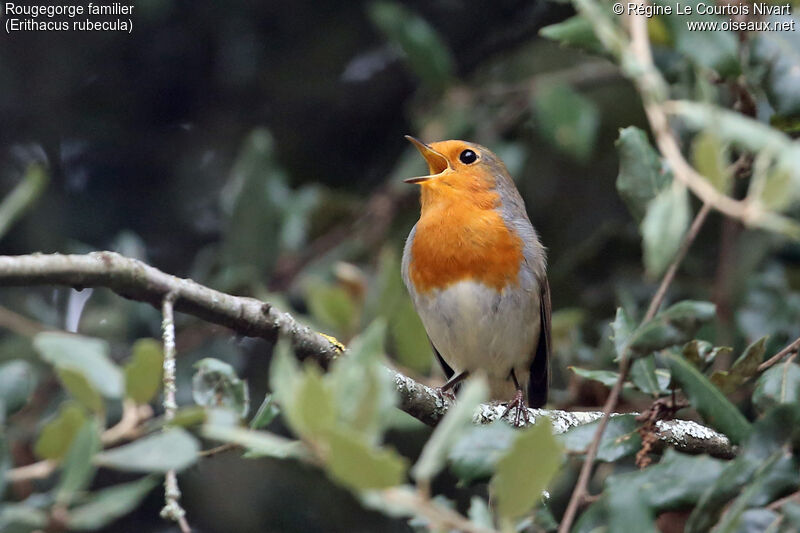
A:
[0,252,734,457]
[380,487,498,533]
[758,336,800,372]
[159,293,191,533]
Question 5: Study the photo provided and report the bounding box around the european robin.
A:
[401,136,551,424]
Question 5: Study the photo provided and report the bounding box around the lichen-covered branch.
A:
[0,252,733,457]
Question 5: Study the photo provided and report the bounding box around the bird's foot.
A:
[501,389,531,427]
[435,387,457,403]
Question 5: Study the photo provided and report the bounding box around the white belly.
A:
[411,280,540,398]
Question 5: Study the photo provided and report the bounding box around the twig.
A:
[6,401,152,482]
[758,336,800,372]
[0,252,734,458]
[159,292,191,533]
[0,303,48,337]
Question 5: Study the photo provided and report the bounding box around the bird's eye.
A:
[459,149,477,164]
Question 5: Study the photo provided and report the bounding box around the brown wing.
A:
[527,277,551,408]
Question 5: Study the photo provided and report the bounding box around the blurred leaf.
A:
[753,362,800,414]
[34,332,123,398]
[641,183,690,278]
[448,422,516,483]
[0,163,48,240]
[0,360,37,415]
[367,1,454,90]
[691,131,730,193]
[35,402,88,460]
[760,166,794,212]
[539,15,604,54]
[286,364,335,439]
[95,428,198,473]
[628,301,716,356]
[569,367,629,388]
[710,336,767,395]
[662,3,739,76]
[0,504,48,530]
[250,394,279,429]
[631,355,661,396]
[560,414,641,462]
[306,282,358,337]
[124,338,163,405]
[57,368,104,414]
[168,406,208,428]
[751,16,800,117]
[324,426,407,490]
[611,307,635,358]
[491,418,563,519]
[607,482,657,533]
[615,126,671,221]
[782,502,800,529]
[269,337,301,410]
[329,320,396,439]
[192,358,249,418]
[683,340,731,371]
[467,497,495,529]
[413,377,487,483]
[202,424,308,460]
[665,352,751,444]
[0,437,8,497]
[56,420,101,505]
[533,83,600,163]
[66,477,159,531]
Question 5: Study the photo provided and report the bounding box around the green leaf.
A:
[753,362,800,414]
[467,497,495,529]
[0,360,37,415]
[630,355,661,396]
[615,126,671,221]
[665,352,751,444]
[683,340,731,371]
[628,301,717,356]
[412,377,488,483]
[285,364,336,439]
[367,1,454,90]
[569,367,624,388]
[192,358,249,418]
[57,368,104,414]
[491,418,563,519]
[533,83,600,163]
[306,282,358,337]
[66,477,159,531]
[560,414,642,462]
[691,131,730,193]
[539,15,604,54]
[607,482,657,533]
[325,426,407,490]
[35,402,88,460]
[56,420,101,504]
[448,422,517,483]
[709,336,768,395]
[389,299,432,374]
[0,163,48,240]
[641,183,690,278]
[663,3,739,76]
[124,339,163,405]
[250,394,280,429]
[33,332,123,398]
[269,337,301,410]
[611,307,635,358]
[94,428,199,473]
[202,424,308,460]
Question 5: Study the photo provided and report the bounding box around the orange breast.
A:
[409,187,523,293]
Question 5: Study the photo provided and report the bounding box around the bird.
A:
[401,136,551,425]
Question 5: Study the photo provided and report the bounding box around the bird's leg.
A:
[437,371,469,401]
[501,369,531,427]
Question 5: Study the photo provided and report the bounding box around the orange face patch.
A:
[409,180,523,293]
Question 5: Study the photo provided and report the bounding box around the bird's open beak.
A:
[404,135,451,184]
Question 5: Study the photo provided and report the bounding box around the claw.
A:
[436,387,457,403]
[501,389,531,427]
